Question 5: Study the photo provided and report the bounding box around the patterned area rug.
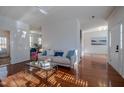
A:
[1,70,88,87]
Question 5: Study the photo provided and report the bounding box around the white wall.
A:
[82,30,108,55]
[0,16,30,64]
[108,7,124,28]
[42,19,81,63]
[108,6,124,78]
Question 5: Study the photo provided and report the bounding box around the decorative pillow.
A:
[54,51,64,57]
[47,49,54,56]
[41,50,47,56]
[66,50,75,60]
[63,50,68,57]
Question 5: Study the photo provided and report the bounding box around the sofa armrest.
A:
[70,54,76,68]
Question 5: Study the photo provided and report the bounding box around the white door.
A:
[110,24,122,75]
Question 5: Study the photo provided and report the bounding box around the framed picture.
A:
[91,37,107,45]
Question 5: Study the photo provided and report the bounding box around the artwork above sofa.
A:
[38,49,76,68]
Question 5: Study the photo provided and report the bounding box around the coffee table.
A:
[26,61,58,86]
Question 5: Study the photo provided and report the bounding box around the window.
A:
[0,37,7,51]
[29,35,33,47]
[38,38,42,45]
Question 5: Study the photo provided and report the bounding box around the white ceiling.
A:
[0,6,115,30]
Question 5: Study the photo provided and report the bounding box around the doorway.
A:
[80,26,109,85]
[0,30,10,65]
[82,29,108,58]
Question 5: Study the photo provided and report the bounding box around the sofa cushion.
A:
[52,56,70,65]
[38,56,70,65]
[38,55,53,61]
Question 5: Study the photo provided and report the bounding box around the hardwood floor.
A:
[0,54,124,87]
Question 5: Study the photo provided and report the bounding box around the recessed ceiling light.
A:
[91,16,95,19]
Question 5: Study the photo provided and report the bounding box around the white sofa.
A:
[38,49,76,68]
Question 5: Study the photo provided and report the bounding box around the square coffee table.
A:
[26,61,58,86]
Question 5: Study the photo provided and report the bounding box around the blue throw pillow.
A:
[66,50,75,60]
[54,52,64,57]
[41,50,47,56]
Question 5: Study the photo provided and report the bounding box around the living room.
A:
[0,6,124,88]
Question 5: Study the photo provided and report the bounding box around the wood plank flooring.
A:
[0,54,124,87]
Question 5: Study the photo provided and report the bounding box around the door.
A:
[110,24,122,75]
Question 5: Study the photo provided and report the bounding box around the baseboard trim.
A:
[11,60,30,64]
[0,64,9,67]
